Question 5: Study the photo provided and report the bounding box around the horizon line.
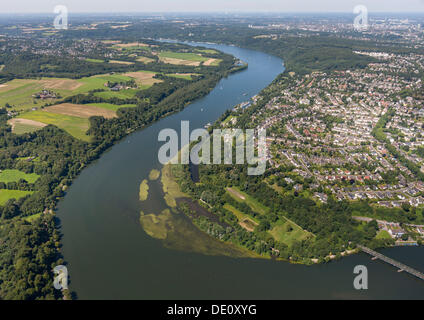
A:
[1,11,424,15]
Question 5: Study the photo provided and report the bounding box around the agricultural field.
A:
[109,60,135,65]
[158,51,208,66]
[0,169,40,183]
[8,118,47,134]
[112,42,150,49]
[18,110,91,141]
[136,56,155,64]
[123,71,162,87]
[93,89,139,99]
[8,102,129,139]
[0,189,33,205]
[165,73,198,80]
[0,73,157,111]
[86,103,137,112]
[85,58,104,63]
[43,103,117,119]
[203,58,222,66]
[196,49,219,54]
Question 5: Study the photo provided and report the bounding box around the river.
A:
[57,42,424,299]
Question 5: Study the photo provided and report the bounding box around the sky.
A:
[2,0,424,13]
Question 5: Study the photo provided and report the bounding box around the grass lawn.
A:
[85,58,104,63]
[206,59,222,66]
[93,89,139,100]
[226,187,269,215]
[109,60,135,65]
[0,169,40,183]
[158,51,208,62]
[196,49,218,54]
[269,217,313,247]
[376,230,393,240]
[12,122,43,134]
[165,73,197,80]
[23,213,42,222]
[87,103,137,111]
[136,56,154,64]
[224,203,258,232]
[0,189,33,205]
[19,111,90,141]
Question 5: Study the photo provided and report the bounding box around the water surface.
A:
[57,42,424,299]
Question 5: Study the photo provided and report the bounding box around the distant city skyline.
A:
[2,0,424,14]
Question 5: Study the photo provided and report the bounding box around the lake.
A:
[57,42,424,299]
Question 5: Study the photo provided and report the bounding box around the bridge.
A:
[358,245,424,281]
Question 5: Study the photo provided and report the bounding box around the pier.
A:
[358,245,424,281]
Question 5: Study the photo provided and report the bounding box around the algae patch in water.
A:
[139,209,174,240]
[161,164,187,208]
[139,208,256,258]
[139,179,149,201]
[148,169,161,181]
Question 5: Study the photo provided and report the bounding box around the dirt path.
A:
[8,118,47,130]
[226,187,246,200]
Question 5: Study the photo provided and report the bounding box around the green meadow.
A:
[376,230,392,240]
[0,189,33,205]
[87,103,137,111]
[93,89,139,100]
[23,213,42,222]
[159,51,209,62]
[224,203,259,224]
[269,218,313,247]
[0,169,40,183]
[165,73,197,80]
[85,58,104,63]
[19,111,91,141]
[196,49,218,54]
[226,187,269,215]
[12,122,43,134]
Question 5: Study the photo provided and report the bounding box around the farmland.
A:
[123,71,162,87]
[136,56,154,64]
[86,103,137,111]
[9,102,129,139]
[165,73,198,80]
[158,51,209,66]
[18,111,91,141]
[0,73,158,111]
[8,118,47,134]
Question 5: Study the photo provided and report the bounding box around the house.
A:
[388,227,405,238]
